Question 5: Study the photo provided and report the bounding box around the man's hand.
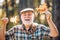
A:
[1,17,8,25]
[36,4,52,21]
[45,11,52,21]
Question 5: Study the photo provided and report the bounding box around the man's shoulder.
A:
[33,23,45,27]
[8,24,22,31]
[36,24,47,29]
[37,24,46,27]
[13,24,23,29]
[37,24,50,31]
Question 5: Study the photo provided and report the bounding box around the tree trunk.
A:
[18,0,34,11]
[53,0,60,40]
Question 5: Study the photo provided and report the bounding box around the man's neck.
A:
[23,24,32,30]
[25,24,31,28]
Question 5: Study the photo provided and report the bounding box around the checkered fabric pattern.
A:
[6,24,50,40]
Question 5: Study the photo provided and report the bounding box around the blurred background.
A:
[0,0,60,40]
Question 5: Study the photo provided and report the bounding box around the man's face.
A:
[21,11,34,25]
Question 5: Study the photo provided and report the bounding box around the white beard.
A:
[23,20,33,25]
[21,13,34,25]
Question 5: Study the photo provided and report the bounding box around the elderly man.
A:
[2,8,58,40]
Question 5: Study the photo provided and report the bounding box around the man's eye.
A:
[28,14,31,16]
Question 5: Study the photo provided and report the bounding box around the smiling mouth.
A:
[25,19,30,21]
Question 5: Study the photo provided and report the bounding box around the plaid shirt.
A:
[6,23,50,40]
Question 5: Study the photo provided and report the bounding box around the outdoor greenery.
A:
[0,0,52,40]
[1,0,52,30]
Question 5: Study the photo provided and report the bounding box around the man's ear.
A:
[19,13,22,24]
[20,15,22,21]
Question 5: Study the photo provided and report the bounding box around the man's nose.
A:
[25,13,30,18]
[25,13,29,16]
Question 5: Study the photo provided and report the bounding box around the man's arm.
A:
[0,18,8,40]
[45,11,59,37]
[36,4,58,37]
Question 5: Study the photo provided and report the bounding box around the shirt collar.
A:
[21,24,37,34]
